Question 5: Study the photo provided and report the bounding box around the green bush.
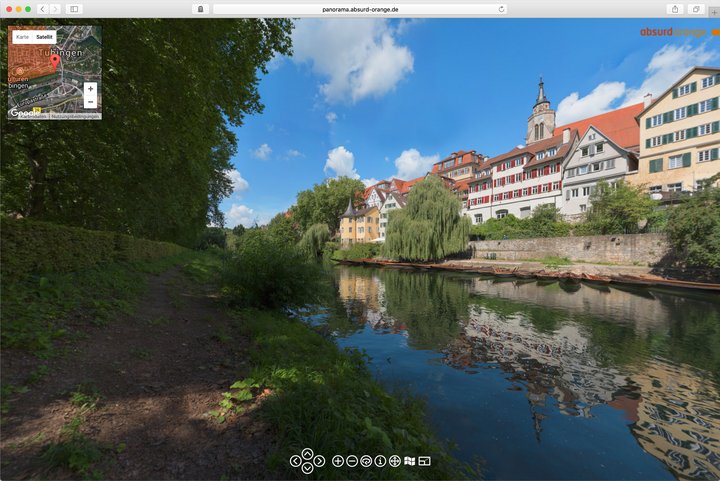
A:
[471,205,571,240]
[197,227,227,250]
[221,230,323,309]
[332,242,379,261]
[666,185,720,268]
[1,218,187,279]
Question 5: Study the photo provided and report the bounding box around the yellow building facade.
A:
[630,67,720,193]
[339,201,381,246]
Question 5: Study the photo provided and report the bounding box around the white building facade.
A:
[379,192,406,239]
[562,126,639,218]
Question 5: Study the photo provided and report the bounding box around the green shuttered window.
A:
[649,158,663,173]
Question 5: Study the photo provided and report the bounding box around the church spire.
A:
[535,76,548,106]
[341,197,355,218]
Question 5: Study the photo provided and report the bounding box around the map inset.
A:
[7,25,102,120]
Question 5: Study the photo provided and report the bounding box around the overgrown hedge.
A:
[1,218,188,279]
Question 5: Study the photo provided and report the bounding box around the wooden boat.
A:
[580,273,611,285]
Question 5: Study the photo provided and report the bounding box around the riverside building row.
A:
[341,66,719,244]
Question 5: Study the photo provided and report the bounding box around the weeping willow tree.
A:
[383,176,471,261]
[297,223,330,258]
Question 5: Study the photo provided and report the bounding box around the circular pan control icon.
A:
[301,462,314,475]
[389,455,401,468]
[313,455,325,467]
[301,448,314,460]
[289,454,302,468]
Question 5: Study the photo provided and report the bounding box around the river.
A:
[299,266,720,480]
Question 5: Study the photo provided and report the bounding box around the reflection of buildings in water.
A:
[336,270,398,330]
[449,305,720,480]
[468,278,672,333]
[623,362,720,480]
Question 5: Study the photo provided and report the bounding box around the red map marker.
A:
[50,54,61,71]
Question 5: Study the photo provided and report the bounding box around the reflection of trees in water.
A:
[377,269,470,350]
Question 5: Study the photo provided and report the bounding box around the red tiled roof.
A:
[486,130,578,169]
[398,176,424,194]
[554,103,643,149]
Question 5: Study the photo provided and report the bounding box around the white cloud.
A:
[362,178,379,187]
[556,43,719,125]
[226,204,257,228]
[324,146,360,179]
[292,19,414,103]
[326,111,338,123]
[393,148,439,180]
[253,143,272,160]
[226,169,249,194]
[556,82,626,125]
[286,149,304,159]
[622,44,718,105]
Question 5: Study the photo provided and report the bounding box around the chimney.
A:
[644,93,652,108]
[562,128,570,144]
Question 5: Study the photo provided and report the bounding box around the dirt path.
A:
[1,267,273,480]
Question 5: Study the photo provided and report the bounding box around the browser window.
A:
[1,2,719,481]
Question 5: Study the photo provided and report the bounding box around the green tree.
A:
[0,19,293,246]
[266,212,301,245]
[526,204,571,237]
[666,180,720,268]
[383,176,470,261]
[297,223,330,258]
[582,180,657,235]
[292,177,365,233]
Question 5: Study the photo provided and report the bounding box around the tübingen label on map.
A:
[7,25,102,120]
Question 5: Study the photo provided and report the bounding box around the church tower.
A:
[526,77,556,145]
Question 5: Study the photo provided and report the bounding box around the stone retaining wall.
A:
[469,233,669,265]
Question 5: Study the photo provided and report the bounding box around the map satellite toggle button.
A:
[84,82,97,109]
[12,29,57,44]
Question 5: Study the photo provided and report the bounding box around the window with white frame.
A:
[699,123,712,136]
[668,155,683,169]
[677,84,692,96]
[566,168,575,178]
[552,181,560,190]
[698,99,713,113]
[592,162,602,172]
[493,194,500,201]
[577,165,589,175]
[571,188,579,197]
[702,75,716,89]
[650,114,662,127]
[502,192,509,200]
[649,185,662,193]
[698,150,712,162]
[580,204,587,213]
[674,130,686,142]
[582,186,591,196]
[595,143,604,153]
[650,136,662,147]
[541,184,549,193]
[581,147,589,157]
[674,107,687,120]
[605,158,615,169]
[532,186,538,194]
[588,133,596,140]
[548,147,557,156]
[695,179,709,191]
[537,152,545,160]
[667,182,682,192]
[496,210,508,219]
[474,214,483,224]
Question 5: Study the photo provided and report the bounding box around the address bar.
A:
[213,4,508,15]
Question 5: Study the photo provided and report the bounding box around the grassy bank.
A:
[186,246,474,479]
[218,308,473,480]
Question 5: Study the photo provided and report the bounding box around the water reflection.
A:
[326,267,720,480]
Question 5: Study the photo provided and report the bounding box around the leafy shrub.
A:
[197,227,226,250]
[471,205,571,240]
[581,180,657,234]
[1,218,187,279]
[221,230,323,309]
[666,185,720,268]
[332,242,379,261]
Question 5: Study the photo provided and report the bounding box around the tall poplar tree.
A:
[383,176,470,261]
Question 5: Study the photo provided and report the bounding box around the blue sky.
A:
[221,18,718,226]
